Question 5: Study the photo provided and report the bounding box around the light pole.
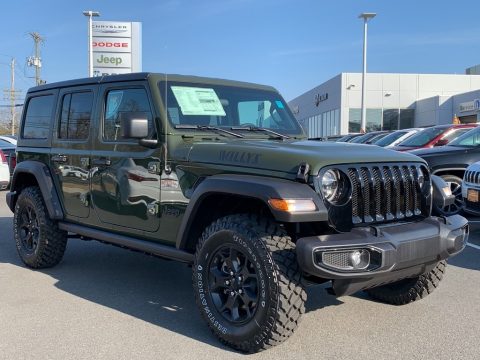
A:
[359,12,376,133]
[83,10,100,77]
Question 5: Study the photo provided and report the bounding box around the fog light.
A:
[319,249,371,271]
[349,250,370,270]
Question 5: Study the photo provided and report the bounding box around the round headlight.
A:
[321,169,339,202]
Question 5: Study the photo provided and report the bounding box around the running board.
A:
[58,222,194,264]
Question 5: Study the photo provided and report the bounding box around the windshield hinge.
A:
[296,162,310,183]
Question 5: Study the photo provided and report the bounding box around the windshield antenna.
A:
[164,73,171,174]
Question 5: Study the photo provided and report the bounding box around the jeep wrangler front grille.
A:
[347,164,426,225]
[318,163,431,231]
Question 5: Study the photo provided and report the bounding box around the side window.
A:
[103,88,153,141]
[58,92,93,140]
[22,95,54,139]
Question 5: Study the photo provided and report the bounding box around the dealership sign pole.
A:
[83,11,100,77]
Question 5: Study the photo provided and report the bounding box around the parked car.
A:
[390,124,476,152]
[0,135,17,145]
[462,161,480,216]
[349,130,389,144]
[0,140,16,189]
[309,135,345,142]
[409,126,480,215]
[336,133,362,142]
[373,128,422,148]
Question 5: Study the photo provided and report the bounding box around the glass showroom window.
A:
[366,109,382,131]
[349,108,361,132]
[400,109,415,129]
[383,109,399,131]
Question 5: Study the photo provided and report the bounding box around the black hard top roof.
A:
[27,72,276,94]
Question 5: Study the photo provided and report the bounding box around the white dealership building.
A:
[288,72,480,138]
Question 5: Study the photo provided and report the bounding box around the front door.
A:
[90,83,161,232]
[50,86,95,219]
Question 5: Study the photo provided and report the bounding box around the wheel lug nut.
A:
[238,289,243,294]
[225,280,230,285]
[230,291,235,296]
[230,271,234,276]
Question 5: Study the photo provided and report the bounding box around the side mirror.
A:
[120,112,149,139]
[434,138,448,147]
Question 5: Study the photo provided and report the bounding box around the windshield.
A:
[159,81,303,136]
[374,131,408,147]
[398,127,445,147]
[448,127,480,147]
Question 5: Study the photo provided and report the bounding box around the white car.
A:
[0,136,17,145]
[373,128,423,148]
[0,150,10,190]
[462,161,480,215]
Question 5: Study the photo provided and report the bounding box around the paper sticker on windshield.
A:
[171,86,226,116]
[275,100,285,109]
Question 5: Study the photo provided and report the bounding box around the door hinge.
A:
[148,162,161,174]
[147,203,159,216]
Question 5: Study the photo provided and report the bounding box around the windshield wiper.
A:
[231,126,290,139]
[174,124,244,138]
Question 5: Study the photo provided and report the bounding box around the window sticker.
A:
[171,86,226,116]
[106,90,124,119]
[275,100,285,109]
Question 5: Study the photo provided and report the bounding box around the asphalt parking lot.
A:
[0,192,479,360]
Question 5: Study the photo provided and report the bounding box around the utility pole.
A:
[2,59,21,135]
[27,32,44,85]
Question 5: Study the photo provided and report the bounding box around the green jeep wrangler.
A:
[7,73,468,352]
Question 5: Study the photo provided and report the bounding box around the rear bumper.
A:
[296,215,468,296]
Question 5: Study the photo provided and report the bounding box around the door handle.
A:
[52,155,68,163]
[92,158,111,166]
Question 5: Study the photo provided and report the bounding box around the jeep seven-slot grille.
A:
[465,170,480,184]
[347,164,424,225]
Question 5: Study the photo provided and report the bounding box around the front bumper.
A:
[296,215,468,296]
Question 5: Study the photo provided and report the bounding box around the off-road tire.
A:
[432,174,464,216]
[13,186,67,268]
[366,261,446,305]
[192,214,306,353]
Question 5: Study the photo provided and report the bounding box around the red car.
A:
[390,124,477,152]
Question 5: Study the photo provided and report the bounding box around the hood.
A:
[409,145,468,158]
[184,139,423,175]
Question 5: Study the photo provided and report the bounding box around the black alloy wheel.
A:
[18,204,40,255]
[208,245,259,324]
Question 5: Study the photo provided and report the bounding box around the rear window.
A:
[22,95,55,139]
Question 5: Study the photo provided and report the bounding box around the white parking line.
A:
[467,242,480,250]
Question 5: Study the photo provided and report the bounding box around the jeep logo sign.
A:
[92,21,142,76]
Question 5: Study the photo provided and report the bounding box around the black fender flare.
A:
[7,161,64,220]
[175,174,327,250]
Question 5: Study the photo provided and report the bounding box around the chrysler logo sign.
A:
[92,24,128,34]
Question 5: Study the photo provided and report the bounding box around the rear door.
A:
[90,82,161,232]
[50,85,96,219]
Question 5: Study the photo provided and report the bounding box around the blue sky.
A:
[0,0,479,104]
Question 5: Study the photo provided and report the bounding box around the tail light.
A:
[10,154,16,169]
[0,150,6,164]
